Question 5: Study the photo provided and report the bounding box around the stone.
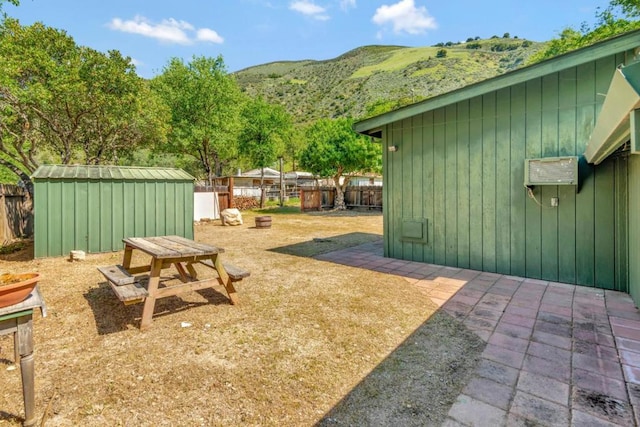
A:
[221,208,243,226]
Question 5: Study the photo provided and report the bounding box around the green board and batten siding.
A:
[32,165,195,258]
[630,155,640,305]
[359,31,640,297]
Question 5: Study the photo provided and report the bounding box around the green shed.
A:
[355,30,640,305]
[32,165,195,258]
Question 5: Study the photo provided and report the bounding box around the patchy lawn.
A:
[0,209,482,426]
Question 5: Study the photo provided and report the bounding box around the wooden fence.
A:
[300,186,382,211]
[195,177,234,211]
[0,184,32,244]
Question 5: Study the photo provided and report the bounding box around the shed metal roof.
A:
[354,29,640,137]
[31,165,195,181]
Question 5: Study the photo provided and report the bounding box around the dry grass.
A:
[0,209,481,426]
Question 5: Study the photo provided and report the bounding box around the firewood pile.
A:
[232,196,260,210]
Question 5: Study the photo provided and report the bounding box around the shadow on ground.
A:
[83,280,229,334]
[269,232,382,258]
[316,311,485,426]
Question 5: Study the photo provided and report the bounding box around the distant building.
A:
[233,168,316,198]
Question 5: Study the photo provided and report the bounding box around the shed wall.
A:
[34,179,193,258]
[383,51,630,291]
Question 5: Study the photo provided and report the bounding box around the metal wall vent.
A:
[524,156,579,186]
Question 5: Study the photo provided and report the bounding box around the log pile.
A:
[232,196,260,210]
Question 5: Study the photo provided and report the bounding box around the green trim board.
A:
[632,108,640,153]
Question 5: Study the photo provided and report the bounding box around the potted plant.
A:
[0,273,41,308]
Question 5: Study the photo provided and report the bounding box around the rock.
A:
[69,250,85,261]
[221,208,243,226]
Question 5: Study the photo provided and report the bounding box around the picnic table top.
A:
[122,235,224,259]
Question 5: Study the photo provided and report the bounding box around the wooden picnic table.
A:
[99,235,248,330]
[0,286,47,426]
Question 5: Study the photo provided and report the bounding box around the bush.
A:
[436,49,447,58]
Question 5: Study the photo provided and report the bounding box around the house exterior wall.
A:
[629,154,640,304]
[34,179,194,258]
[382,50,632,291]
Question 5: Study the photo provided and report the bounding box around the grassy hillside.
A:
[234,37,545,124]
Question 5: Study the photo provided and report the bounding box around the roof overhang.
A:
[585,61,640,165]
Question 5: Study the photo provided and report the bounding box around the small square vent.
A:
[524,156,578,186]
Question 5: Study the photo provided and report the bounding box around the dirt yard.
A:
[0,209,482,426]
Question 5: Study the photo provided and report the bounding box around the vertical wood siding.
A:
[629,155,640,305]
[34,179,194,258]
[383,52,630,291]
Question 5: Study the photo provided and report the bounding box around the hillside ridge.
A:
[234,37,545,124]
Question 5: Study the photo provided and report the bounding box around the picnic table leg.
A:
[174,262,189,282]
[140,258,163,330]
[185,263,198,279]
[211,255,239,305]
[122,245,133,270]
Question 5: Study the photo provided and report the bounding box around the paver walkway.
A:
[315,239,640,426]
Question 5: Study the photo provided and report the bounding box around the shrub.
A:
[436,49,447,58]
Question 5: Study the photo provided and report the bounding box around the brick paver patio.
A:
[315,238,640,426]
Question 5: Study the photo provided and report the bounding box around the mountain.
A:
[233,37,545,125]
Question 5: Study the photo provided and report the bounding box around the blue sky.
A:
[6,0,610,78]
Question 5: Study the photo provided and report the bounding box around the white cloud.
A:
[197,28,224,44]
[372,0,437,35]
[108,15,224,45]
[339,0,356,10]
[289,1,330,20]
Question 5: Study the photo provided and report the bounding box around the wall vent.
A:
[524,156,578,186]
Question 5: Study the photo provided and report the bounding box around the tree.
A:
[612,0,640,16]
[151,55,244,185]
[0,19,166,193]
[529,1,640,63]
[284,126,308,172]
[238,97,292,207]
[0,0,19,17]
[300,118,380,210]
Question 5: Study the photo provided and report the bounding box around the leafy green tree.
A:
[0,0,19,17]
[300,118,380,210]
[612,0,640,16]
[151,55,245,185]
[529,1,640,63]
[284,126,308,172]
[238,97,292,207]
[0,19,166,192]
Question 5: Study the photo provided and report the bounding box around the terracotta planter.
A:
[255,216,272,229]
[0,272,40,308]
